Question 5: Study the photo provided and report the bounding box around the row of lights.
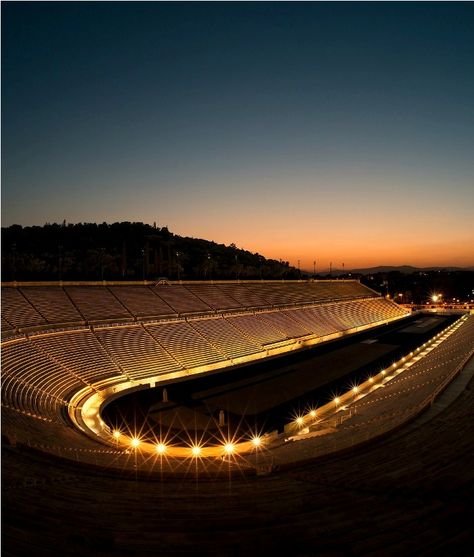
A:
[291,315,465,431]
[113,430,262,457]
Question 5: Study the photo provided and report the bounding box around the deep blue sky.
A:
[2,2,474,267]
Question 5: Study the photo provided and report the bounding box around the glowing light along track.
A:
[109,435,262,459]
[73,315,468,459]
[286,315,468,437]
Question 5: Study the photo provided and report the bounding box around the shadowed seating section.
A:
[1,406,114,451]
[109,286,176,318]
[225,314,288,346]
[289,305,341,336]
[185,284,242,310]
[256,310,310,338]
[2,315,14,332]
[94,325,181,379]
[151,285,211,314]
[20,287,82,324]
[215,283,269,307]
[191,317,261,360]
[146,321,224,368]
[65,287,132,322]
[244,283,308,305]
[1,287,46,329]
[1,340,83,422]
[31,330,122,383]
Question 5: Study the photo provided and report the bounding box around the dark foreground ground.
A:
[3,371,473,557]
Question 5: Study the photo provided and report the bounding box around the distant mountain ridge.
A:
[345,265,474,275]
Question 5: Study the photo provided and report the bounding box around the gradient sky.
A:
[2,2,474,270]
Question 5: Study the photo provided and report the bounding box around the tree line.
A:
[1,222,299,281]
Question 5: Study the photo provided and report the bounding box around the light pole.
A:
[141,248,146,281]
[176,251,181,281]
[12,243,16,282]
[100,247,105,281]
[58,245,63,282]
[313,260,316,277]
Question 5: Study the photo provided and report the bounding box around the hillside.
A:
[1,222,298,282]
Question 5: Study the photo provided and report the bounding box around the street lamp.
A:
[176,251,181,281]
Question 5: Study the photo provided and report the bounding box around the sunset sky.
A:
[2,3,474,270]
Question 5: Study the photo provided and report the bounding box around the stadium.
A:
[4,1,474,554]
[2,279,474,555]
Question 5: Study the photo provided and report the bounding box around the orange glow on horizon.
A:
[22,172,473,270]
[153,173,473,270]
[167,213,473,271]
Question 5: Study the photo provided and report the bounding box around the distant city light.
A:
[131,437,140,448]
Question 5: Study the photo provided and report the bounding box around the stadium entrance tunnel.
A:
[95,313,461,457]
